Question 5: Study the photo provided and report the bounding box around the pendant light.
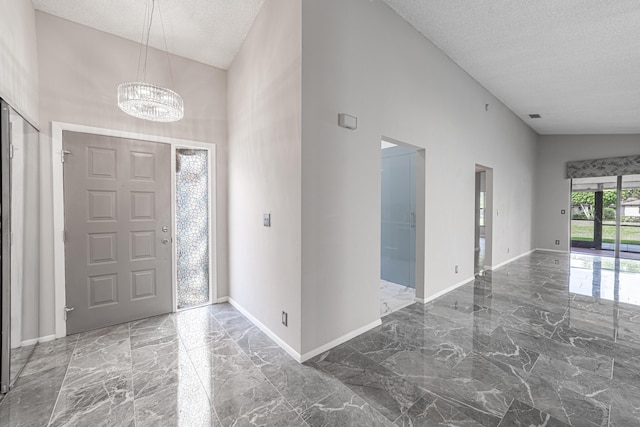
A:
[117,0,184,122]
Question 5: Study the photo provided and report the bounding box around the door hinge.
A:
[63,229,67,242]
[61,150,72,163]
[9,144,14,159]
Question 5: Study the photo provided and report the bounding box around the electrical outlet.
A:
[282,311,288,327]
[555,240,560,245]
[264,213,271,227]
[455,265,459,274]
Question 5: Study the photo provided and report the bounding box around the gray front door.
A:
[63,131,172,334]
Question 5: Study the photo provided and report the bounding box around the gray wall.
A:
[534,135,640,252]
[35,12,229,338]
[227,0,302,353]
[0,0,39,124]
[301,0,538,354]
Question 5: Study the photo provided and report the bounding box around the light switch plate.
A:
[264,213,271,227]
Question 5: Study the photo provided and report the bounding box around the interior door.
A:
[1,100,12,392]
[63,131,172,334]
[381,146,416,288]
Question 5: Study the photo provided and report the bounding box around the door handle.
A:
[162,238,170,244]
[64,306,74,321]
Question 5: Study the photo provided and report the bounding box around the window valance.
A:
[566,155,640,179]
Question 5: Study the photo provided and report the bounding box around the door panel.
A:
[381,147,416,288]
[63,131,172,334]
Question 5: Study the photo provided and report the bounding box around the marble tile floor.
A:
[381,280,416,317]
[2,251,640,426]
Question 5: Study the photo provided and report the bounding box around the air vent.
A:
[529,114,541,119]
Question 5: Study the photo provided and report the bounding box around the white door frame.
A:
[52,122,217,338]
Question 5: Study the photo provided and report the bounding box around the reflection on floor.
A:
[572,246,640,261]
[475,236,486,273]
[380,279,415,316]
[2,251,640,426]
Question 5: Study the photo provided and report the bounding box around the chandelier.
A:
[117,0,184,122]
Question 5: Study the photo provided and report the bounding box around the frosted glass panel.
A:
[176,149,209,309]
[380,146,416,288]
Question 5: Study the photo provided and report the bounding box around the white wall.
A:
[0,0,39,124]
[36,12,229,337]
[300,0,538,354]
[227,1,302,353]
[534,135,640,251]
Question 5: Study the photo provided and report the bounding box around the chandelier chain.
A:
[117,0,184,122]
[141,0,156,81]
[157,1,176,91]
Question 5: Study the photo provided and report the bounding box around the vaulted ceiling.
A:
[33,0,640,135]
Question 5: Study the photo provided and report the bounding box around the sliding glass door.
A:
[571,176,618,254]
[620,174,640,257]
[571,174,640,260]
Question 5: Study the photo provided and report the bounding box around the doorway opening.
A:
[380,138,424,316]
[475,165,493,274]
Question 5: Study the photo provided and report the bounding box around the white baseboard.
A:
[17,334,56,348]
[19,338,38,347]
[535,248,569,254]
[227,298,303,362]
[421,276,475,304]
[216,296,229,303]
[38,334,56,343]
[299,318,382,363]
[489,249,535,271]
[227,298,383,364]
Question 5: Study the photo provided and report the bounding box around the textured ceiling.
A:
[381,0,640,134]
[32,0,264,70]
[32,0,640,134]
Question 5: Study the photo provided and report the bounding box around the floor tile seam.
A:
[498,325,571,361]
[527,351,542,375]
[299,388,388,426]
[547,327,617,360]
[298,388,339,417]
[338,371,430,423]
[476,328,543,362]
[221,320,308,424]
[232,336,306,423]
[46,333,80,427]
[308,348,407,420]
[495,397,517,427]
[421,386,508,424]
[293,387,340,423]
[453,351,531,396]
